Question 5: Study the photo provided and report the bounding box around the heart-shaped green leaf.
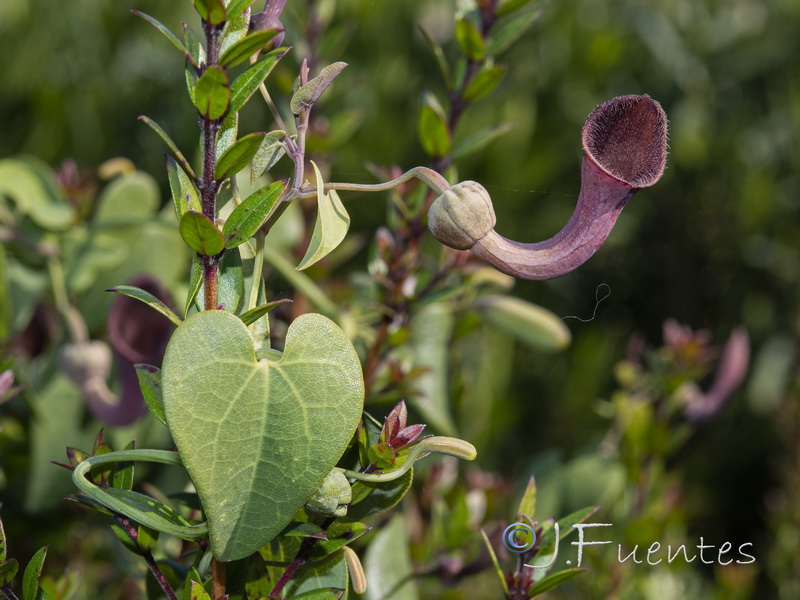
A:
[162,310,364,561]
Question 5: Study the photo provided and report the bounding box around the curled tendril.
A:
[72,449,209,541]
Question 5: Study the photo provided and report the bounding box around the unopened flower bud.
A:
[427,180,496,250]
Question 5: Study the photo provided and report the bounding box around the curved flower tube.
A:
[428,94,669,280]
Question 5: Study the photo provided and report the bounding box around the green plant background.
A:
[2,0,799,598]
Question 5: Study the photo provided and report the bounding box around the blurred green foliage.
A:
[2,0,800,598]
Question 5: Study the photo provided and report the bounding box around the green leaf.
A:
[311,521,370,560]
[290,62,348,114]
[497,0,540,17]
[419,26,453,92]
[455,17,486,61]
[281,551,348,598]
[193,0,226,25]
[488,9,543,57]
[190,581,212,600]
[0,158,73,230]
[135,364,168,427]
[463,64,507,101]
[161,311,364,561]
[0,514,8,561]
[223,181,283,248]
[183,23,206,65]
[179,211,225,256]
[193,66,230,120]
[219,29,281,68]
[131,11,193,64]
[216,245,243,312]
[297,162,351,270]
[216,113,239,163]
[475,295,571,352]
[363,514,418,600]
[214,132,266,180]
[185,254,203,316]
[22,546,47,600]
[528,568,588,596]
[417,92,451,158]
[229,48,288,114]
[226,0,255,24]
[451,123,513,161]
[0,558,19,587]
[93,171,160,223]
[113,441,136,491]
[533,506,600,572]
[517,476,537,519]
[166,155,202,220]
[219,3,250,58]
[250,130,287,184]
[281,521,326,539]
[136,525,159,554]
[139,117,196,179]
[106,285,182,327]
[99,487,199,538]
[239,299,290,326]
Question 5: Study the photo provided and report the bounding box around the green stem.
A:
[337,436,476,483]
[292,166,451,201]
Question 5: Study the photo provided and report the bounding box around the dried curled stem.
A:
[428,94,669,280]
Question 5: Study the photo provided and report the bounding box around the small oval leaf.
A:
[229,47,289,114]
[417,93,451,158]
[134,364,168,427]
[250,130,287,183]
[179,211,225,256]
[238,298,292,326]
[193,66,230,120]
[193,0,226,25]
[222,181,284,248]
[22,545,48,600]
[214,132,266,180]
[219,28,281,68]
[166,155,201,220]
[463,64,507,101]
[455,17,486,61]
[290,62,348,114]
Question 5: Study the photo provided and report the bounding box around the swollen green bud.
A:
[306,469,352,516]
[427,180,496,250]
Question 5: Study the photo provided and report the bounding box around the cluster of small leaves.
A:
[480,477,598,599]
[418,0,542,166]
[0,515,52,600]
